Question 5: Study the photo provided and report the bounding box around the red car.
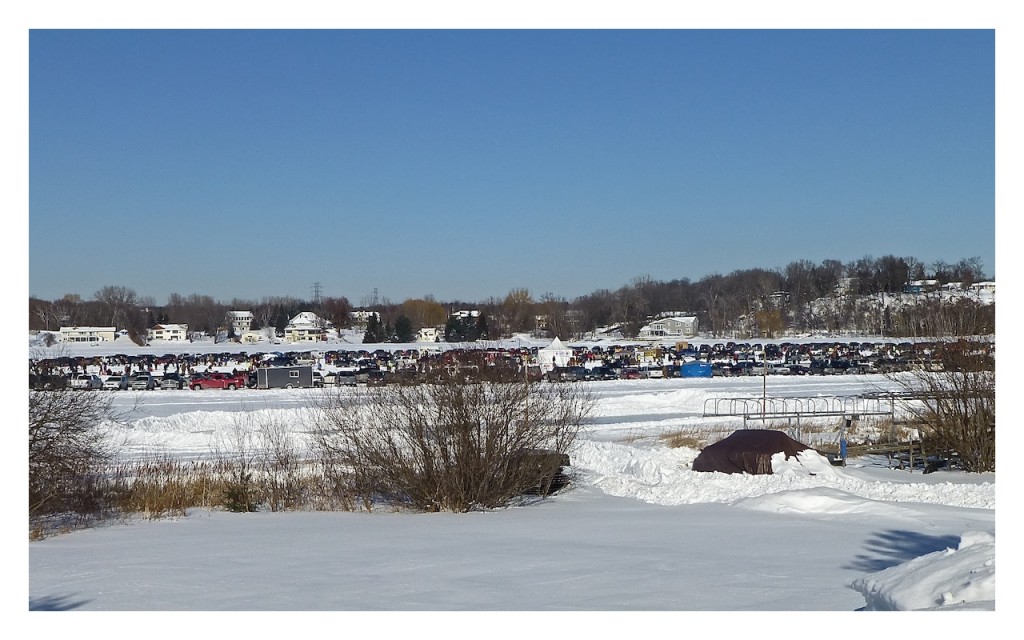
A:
[189,372,246,390]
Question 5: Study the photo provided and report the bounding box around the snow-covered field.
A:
[28,371,996,619]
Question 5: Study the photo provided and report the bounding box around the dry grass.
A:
[102,455,320,518]
[658,430,707,449]
[29,453,362,539]
[616,429,649,444]
[105,457,225,518]
[28,408,368,539]
[657,425,743,449]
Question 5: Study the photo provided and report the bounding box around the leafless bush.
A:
[251,413,306,512]
[29,387,127,517]
[213,412,308,512]
[889,348,995,472]
[202,411,357,513]
[311,371,593,512]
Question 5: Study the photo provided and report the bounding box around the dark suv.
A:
[588,366,618,380]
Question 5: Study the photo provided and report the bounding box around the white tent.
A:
[537,337,573,372]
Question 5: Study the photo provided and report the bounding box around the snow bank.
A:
[851,531,995,610]
[569,440,994,509]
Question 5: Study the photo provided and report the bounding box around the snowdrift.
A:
[851,531,995,610]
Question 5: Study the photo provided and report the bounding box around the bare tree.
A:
[30,298,54,331]
[320,296,354,329]
[890,346,994,473]
[612,276,654,337]
[572,289,615,335]
[94,285,138,329]
[538,292,571,339]
[954,257,986,287]
[401,297,448,333]
[52,294,85,327]
[166,293,227,335]
[29,387,129,517]
[502,288,536,334]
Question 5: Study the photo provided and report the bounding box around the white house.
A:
[240,330,264,344]
[148,323,189,341]
[284,312,330,343]
[58,326,116,344]
[227,311,253,334]
[349,310,380,329]
[417,327,441,343]
[638,316,699,340]
[907,279,940,293]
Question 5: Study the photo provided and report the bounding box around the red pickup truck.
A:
[189,372,246,390]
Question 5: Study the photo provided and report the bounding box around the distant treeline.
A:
[29,255,994,340]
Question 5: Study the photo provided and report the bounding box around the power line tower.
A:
[359,287,380,308]
[311,282,323,305]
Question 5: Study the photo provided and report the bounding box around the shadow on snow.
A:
[29,594,92,611]
[844,529,961,573]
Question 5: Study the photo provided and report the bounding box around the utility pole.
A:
[762,350,767,420]
[311,282,323,305]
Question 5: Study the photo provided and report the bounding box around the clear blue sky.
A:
[29,29,995,305]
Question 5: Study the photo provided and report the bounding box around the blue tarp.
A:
[680,361,712,378]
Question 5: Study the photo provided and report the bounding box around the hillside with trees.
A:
[29,255,994,342]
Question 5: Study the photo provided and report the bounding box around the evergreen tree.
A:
[444,316,462,342]
[444,315,479,342]
[364,315,384,343]
[463,317,479,342]
[274,310,290,334]
[476,314,489,340]
[394,315,414,343]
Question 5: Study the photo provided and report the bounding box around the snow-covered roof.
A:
[287,311,326,328]
[151,324,187,331]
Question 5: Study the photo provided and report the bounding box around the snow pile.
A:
[772,448,842,477]
[734,487,923,518]
[569,439,994,509]
[851,531,995,610]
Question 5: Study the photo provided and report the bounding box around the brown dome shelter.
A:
[692,430,810,475]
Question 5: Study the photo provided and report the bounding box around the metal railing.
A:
[701,394,900,445]
[703,394,897,421]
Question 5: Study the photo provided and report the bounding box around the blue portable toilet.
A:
[680,361,712,378]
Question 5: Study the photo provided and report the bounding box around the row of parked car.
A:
[66,370,252,391]
[545,365,658,382]
[543,355,941,382]
[57,357,897,392]
[713,361,865,377]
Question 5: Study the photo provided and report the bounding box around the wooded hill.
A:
[29,255,994,340]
